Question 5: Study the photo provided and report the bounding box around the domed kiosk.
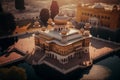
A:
[54,13,71,25]
[53,13,72,32]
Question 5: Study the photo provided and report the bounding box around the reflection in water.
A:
[81,65,111,80]
[96,55,120,80]
[32,64,91,80]
[19,64,111,80]
[2,53,120,80]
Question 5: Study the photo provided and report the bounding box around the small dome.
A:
[47,18,53,25]
[41,26,46,31]
[93,3,104,9]
[83,31,90,36]
[34,21,40,27]
[35,21,39,25]
[84,23,91,29]
[60,29,68,35]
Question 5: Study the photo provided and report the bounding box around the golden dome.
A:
[54,15,71,25]
[83,31,90,36]
[47,18,53,25]
[60,29,68,35]
[41,26,46,31]
[84,23,91,29]
[34,21,40,27]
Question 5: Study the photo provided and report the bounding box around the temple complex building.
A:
[76,3,120,30]
[35,14,92,65]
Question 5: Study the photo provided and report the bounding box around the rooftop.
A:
[41,28,80,40]
[38,28,91,46]
[79,3,120,11]
[0,48,26,67]
[93,3,105,9]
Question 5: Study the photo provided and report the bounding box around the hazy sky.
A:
[25,0,79,6]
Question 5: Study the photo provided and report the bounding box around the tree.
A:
[0,12,18,55]
[0,12,16,35]
[50,0,59,20]
[15,0,25,11]
[0,66,27,80]
[0,37,18,55]
[39,8,49,26]
[0,1,3,12]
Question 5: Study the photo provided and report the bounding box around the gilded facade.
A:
[76,3,120,30]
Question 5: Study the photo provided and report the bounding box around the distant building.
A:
[60,4,76,17]
[76,3,120,30]
[79,0,120,4]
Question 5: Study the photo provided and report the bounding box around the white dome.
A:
[54,15,71,25]
[54,15,70,21]
[93,3,104,9]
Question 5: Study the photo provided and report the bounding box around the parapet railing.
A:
[92,37,120,46]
